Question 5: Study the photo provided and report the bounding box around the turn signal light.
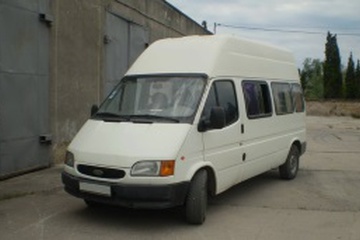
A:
[160,160,175,176]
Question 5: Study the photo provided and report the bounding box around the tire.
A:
[185,170,208,225]
[279,145,300,180]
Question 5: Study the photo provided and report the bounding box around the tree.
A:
[323,32,343,99]
[356,60,360,98]
[300,58,323,100]
[299,68,306,92]
[345,53,356,99]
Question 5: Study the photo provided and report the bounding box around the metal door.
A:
[104,12,149,95]
[0,0,51,178]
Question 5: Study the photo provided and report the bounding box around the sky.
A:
[166,0,360,68]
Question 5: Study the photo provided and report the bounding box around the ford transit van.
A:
[62,35,306,224]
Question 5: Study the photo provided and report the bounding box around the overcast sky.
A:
[166,0,360,68]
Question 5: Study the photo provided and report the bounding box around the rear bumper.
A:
[62,171,189,209]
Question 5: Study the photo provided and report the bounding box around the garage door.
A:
[0,0,52,178]
[104,11,149,95]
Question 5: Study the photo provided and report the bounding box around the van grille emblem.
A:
[93,169,104,177]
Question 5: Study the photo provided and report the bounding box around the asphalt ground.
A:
[0,116,359,240]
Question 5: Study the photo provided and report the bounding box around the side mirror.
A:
[91,104,99,117]
[198,106,226,132]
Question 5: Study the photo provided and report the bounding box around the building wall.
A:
[50,0,210,162]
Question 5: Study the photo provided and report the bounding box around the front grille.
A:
[77,165,125,179]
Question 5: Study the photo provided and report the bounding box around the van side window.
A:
[271,83,294,115]
[291,84,305,112]
[242,81,272,119]
[202,80,239,127]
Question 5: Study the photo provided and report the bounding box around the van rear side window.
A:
[271,83,294,115]
[242,81,272,119]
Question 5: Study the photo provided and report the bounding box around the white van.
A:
[62,35,306,224]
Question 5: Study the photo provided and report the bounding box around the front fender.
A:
[185,161,217,196]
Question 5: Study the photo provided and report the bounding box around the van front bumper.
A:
[62,171,189,209]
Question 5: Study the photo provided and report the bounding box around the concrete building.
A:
[0,0,210,178]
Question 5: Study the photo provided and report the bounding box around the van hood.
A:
[68,120,191,168]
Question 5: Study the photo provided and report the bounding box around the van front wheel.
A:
[279,145,299,180]
[185,170,208,225]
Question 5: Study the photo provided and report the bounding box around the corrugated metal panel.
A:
[1,0,38,12]
[0,0,51,178]
[104,12,149,95]
[0,4,39,74]
[129,23,149,66]
[104,12,129,95]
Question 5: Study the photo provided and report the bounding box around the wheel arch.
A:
[291,139,302,153]
[187,164,217,197]
[203,166,217,197]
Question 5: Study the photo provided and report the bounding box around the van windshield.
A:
[94,75,206,123]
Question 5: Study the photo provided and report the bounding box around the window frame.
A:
[94,74,207,124]
[291,83,305,113]
[271,82,294,116]
[242,80,273,120]
[200,79,239,129]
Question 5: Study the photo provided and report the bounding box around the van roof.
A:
[126,35,299,80]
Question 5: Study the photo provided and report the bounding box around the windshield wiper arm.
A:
[128,114,180,123]
[93,112,128,122]
[93,113,180,123]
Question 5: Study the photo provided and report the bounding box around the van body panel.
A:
[240,111,306,181]
[173,125,205,182]
[126,35,298,81]
[202,121,243,194]
[68,120,191,168]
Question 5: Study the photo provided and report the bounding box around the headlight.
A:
[65,151,75,167]
[131,160,175,177]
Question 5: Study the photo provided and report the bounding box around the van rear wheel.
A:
[185,170,208,225]
[279,145,299,180]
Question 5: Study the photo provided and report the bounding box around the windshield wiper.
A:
[93,112,128,122]
[93,112,180,123]
[127,114,180,123]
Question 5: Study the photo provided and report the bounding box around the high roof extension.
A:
[126,35,299,81]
